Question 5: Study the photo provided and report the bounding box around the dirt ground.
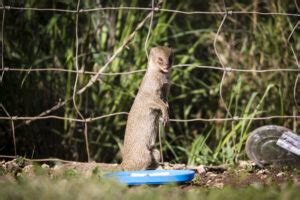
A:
[1,158,299,188]
[183,164,300,189]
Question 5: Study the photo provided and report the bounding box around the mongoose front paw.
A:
[166,102,169,111]
[161,113,169,127]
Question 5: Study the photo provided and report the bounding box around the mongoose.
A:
[121,46,173,171]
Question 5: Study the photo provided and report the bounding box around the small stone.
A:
[171,164,186,170]
[260,174,268,179]
[213,182,224,188]
[156,165,164,170]
[276,172,285,177]
[41,164,50,169]
[206,172,217,177]
[53,164,62,171]
[22,165,35,177]
[187,165,206,175]
[293,176,300,186]
[196,165,206,175]
[239,160,254,170]
[257,169,269,175]
[4,161,19,172]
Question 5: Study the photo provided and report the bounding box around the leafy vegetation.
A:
[0,174,300,200]
[0,0,299,166]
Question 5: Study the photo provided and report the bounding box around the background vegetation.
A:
[1,175,300,200]
[0,0,299,166]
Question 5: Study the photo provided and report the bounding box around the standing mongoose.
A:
[121,46,173,171]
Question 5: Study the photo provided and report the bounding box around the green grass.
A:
[0,175,299,200]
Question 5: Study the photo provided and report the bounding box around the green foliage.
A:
[0,166,6,176]
[0,0,299,165]
[63,169,78,178]
[0,175,300,200]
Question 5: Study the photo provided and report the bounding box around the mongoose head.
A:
[149,46,173,74]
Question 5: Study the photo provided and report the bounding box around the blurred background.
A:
[0,0,299,165]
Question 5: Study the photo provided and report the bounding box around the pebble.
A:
[41,164,50,169]
[276,172,285,177]
[257,169,269,175]
[196,165,206,174]
[238,160,254,169]
[188,165,206,175]
[206,172,217,177]
[213,182,224,188]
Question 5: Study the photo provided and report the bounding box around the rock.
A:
[239,160,255,170]
[260,174,268,179]
[4,160,20,173]
[213,182,224,188]
[187,165,206,175]
[206,172,217,177]
[196,165,206,175]
[53,164,62,170]
[22,164,35,177]
[293,176,300,186]
[163,163,186,170]
[41,164,50,169]
[276,172,285,177]
[256,169,269,175]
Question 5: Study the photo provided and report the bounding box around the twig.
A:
[77,11,153,95]
[144,0,155,58]
[0,155,84,163]
[14,11,153,128]
[0,104,16,156]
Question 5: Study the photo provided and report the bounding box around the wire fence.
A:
[0,1,300,162]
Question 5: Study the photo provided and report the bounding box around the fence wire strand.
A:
[288,20,300,107]
[1,65,300,74]
[0,2,300,161]
[1,6,300,17]
[0,1,5,83]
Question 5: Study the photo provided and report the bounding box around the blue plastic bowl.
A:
[105,170,195,185]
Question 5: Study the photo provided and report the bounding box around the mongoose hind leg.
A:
[122,150,153,171]
[147,148,161,169]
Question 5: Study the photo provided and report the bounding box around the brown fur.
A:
[121,46,173,171]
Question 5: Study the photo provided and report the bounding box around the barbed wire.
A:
[1,6,300,17]
[1,65,300,74]
[0,2,300,162]
[0,114,300,123]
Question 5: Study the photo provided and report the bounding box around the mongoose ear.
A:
[149,47,156,58]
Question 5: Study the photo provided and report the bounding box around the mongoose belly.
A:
[123,106,159,156]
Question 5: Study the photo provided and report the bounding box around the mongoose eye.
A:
[157,57,164,65]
